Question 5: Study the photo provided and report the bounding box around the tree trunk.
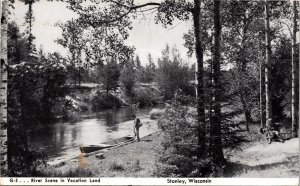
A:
[240,91,252,131]
[260,51,266,128]
[27,1,34,55]
[211,0,224,164]
[292,1,298,138]
[264,0,272,125]
[193,0,206,159]
[0,0,8,176]
[237,14,253,132]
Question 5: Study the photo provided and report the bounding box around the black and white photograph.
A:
[0,0,299,183]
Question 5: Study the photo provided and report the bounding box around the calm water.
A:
[27,106,159,164]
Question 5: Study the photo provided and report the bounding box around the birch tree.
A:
[0,0,8,176]
[264,0,272,125]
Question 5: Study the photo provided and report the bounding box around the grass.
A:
[109,161,125,171]
[48,131,162,177]
[43,120,298,177]
[227,137,299,177]
[132,160,142,172]
[149,108,165,119]
[38,166,93,177]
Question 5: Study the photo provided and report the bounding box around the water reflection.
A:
[27,106,159,161]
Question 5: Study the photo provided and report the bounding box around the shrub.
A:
[109,161,124,171]
[156,98,202,177]
[91,93,122,110]
[156,45,195,100]
[133,160,142,172]
[120,60,136,96]
[149,108,165,119]
[133,86,161,108]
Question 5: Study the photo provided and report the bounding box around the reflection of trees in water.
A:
[104,107,134,126]
[106,125,119,133]
[71,127,77,142]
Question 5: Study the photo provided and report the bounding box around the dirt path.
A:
[229,138,299,177]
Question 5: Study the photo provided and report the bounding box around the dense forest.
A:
[0,0,299,178]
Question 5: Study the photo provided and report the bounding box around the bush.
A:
[120,60,136,96]
[156,99,202,177]
[91,93,122,110]
[133,86,161,108]
[156,45,195,100]
[109,161,124,171]
[132,160,142,172]
[149,108,165,119]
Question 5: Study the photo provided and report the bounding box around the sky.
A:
[10,0,196,66]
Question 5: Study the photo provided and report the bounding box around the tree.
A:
[135,55,141,69]
[146,53,156,82]
[99,60,121,96]
[211,0,225,164]
[156,45,192,100]
[138,53,156,83]
[222,0,264,131]
[192,0,206,157]
[120,58,136,96]
[0,0,8,176]
[157,95,200,176]
[291,1,298,137]
[265,0,272,124]
[20,0,38,55]
[56,19,85,86]
[7,22,29,65]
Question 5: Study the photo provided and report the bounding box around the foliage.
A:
[99,61,121,95]
[7,22,28,64]
[156,97,199,177]
[133,86,161,108]
[272,37,299,122]
[91,92,122,110]
[135,55,142,69]
[138,54,156,83]
[63,0,135,67]
[7,22,69,176]
[149,108,165,120]
[120,59,136,96]
[109,161,125,171]
[156,45,194,100]
[156,94,226,177]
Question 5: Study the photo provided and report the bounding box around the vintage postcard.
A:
[0,0,299,185]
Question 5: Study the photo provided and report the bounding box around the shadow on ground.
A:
[224,155,298,176]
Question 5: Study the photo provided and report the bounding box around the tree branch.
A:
[108,0,160,10]
[89,1,161,26]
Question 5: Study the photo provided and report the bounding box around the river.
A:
[27,106,159,164]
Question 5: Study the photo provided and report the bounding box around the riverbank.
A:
[41,129,163,177]
[41,131,299,177]
[42,117,161,177]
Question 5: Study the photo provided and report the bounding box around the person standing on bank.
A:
[132,114,142,141]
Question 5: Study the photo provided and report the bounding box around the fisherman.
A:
[132,114,142,141]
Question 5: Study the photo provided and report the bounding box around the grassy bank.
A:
[40,119,299,177]
[41,131,163,177]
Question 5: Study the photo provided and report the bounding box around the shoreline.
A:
[42,128,163,177]
[44,118,160,175]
